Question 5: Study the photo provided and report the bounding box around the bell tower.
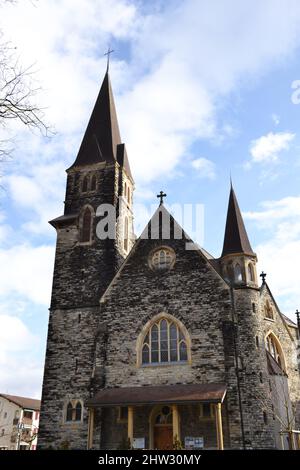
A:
[38,69,134,449]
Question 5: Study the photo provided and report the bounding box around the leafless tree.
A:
[0,0,50,161]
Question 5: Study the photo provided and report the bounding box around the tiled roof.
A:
[1,394,41,411]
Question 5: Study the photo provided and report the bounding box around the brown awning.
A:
[86,383,227,408]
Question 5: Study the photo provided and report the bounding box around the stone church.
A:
[38,68,300,450]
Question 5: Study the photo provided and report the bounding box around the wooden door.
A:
[154,426,173,450]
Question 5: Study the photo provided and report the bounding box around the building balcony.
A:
[22,417,33,426]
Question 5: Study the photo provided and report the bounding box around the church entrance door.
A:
[154,425,173,450]
[152,406,173,450]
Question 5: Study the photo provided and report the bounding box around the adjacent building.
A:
[0,394,40,450]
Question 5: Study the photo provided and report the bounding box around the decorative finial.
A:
[260,271,267,284]
[230,172,233,188]
[157,190,167,206]
[104,46,114,72]
[295,309,300,328]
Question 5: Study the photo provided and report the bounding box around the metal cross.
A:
[104,46,114,72]
[260,271,267,284]
[157,191,167,206]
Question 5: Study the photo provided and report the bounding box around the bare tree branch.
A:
[0,0,51,163]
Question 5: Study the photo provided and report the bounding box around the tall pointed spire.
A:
[221,185,255,257]
[70,71,124,169]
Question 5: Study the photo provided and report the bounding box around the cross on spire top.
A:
[157,190,167,206]
[104,46,114,72]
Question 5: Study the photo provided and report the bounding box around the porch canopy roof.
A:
[86,383,227,408]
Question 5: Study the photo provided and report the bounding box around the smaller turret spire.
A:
[222,185,255,257]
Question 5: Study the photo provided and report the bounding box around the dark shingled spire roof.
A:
[221,185,255,257]
[69,71,133,179]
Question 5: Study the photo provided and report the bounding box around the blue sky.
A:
[0,0,300,398]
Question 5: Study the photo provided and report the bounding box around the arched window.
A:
[124,182,127,198]
[127,186,130,203]
[124,216,129,252]
[80,207,92,243]
[82,175,89,193]
[264,300,273,319]
[66,402,73,422]
[141,317,188,365]
[234,263,243,283]
[265,332,285,371]
[248,263,255,282]
[90,174,97,191]
[155,406,172,424]
[75,402,82,421]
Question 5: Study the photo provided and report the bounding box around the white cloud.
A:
[2,1,300,185]
[271,113,280,126]
[191,158,216,180]
[0,314,42,398]
[244,196,300,225]
[0,244,55,305]
[249,132,295,164]
[0,314,37,353]
[244,195,300,318]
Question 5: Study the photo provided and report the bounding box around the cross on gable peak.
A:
[260,271,267,284]
[157,191,167,206]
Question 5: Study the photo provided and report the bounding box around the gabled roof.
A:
[69,71,133,179]
[0,394,40,411]
[260,282,295,342]
[221,186,255,257]
[100,203,229,303]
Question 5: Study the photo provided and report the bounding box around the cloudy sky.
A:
[1,0,300,398]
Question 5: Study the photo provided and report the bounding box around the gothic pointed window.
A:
[66,402,73,422]
[265,332,285,371]
[234,263,243,283]
[124,216,129,252]
[75,402,82,421]
[82,175,89,193]
[90,174,97,191]
[80,207,92,243]
[141,316,189,365]
[264,300,274,319]
[248,263,255,282]
[127,185,130,203]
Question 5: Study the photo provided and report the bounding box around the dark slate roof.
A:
[86,383,227,407]
[49,213,78,228]
[1,394,40,411]
[69,71,133,179]
[281,313,297,328]
[221,186,255,257]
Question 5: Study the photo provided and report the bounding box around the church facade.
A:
[38,70,300,450]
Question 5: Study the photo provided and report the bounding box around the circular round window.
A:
[150,247,175,271]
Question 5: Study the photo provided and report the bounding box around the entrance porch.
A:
[86,383,227,450]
